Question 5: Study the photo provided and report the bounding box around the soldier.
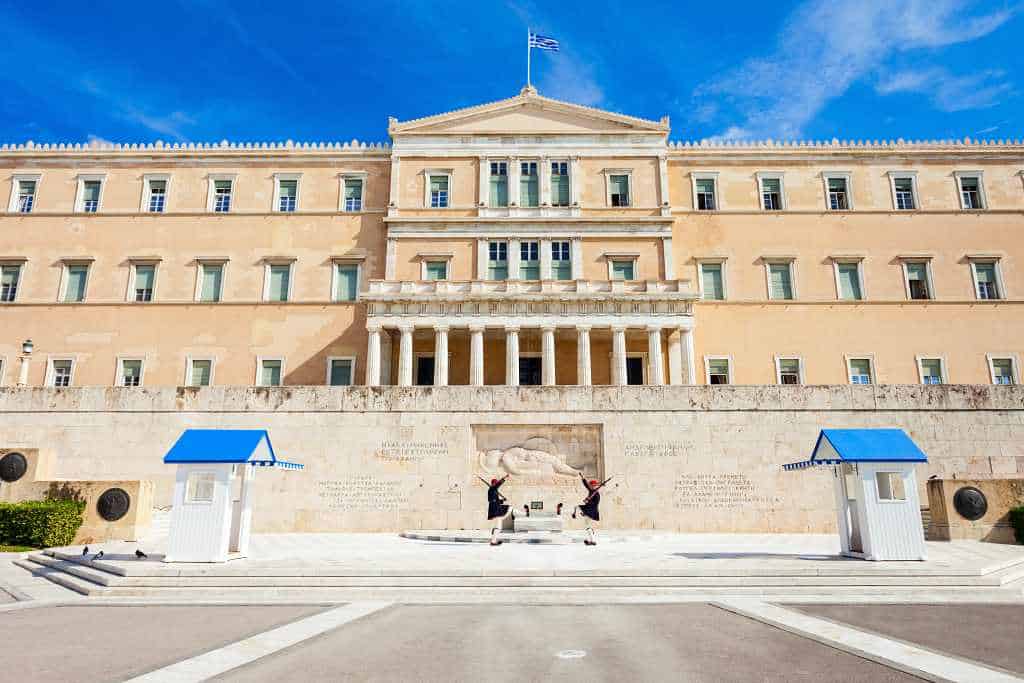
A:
[573,473,610,546]
[485,476,509,546]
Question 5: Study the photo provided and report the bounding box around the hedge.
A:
[0,500,86,549]
[1011,506,1024,545]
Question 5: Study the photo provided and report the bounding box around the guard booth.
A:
[784,429,928,561]
[162,429,303,563]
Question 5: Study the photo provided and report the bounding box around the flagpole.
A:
[526,28,531,87]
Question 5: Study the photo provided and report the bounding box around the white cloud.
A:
[876,68,1012,112]
[695,0,1016,139]
[538,55,604,107]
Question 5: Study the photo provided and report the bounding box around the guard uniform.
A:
[578,478,600,522]
[487,477,509,520]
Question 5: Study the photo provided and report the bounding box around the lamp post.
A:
[17,338,33,386]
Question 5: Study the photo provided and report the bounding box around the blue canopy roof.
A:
[163,429,303,469]
[784,429,927,471]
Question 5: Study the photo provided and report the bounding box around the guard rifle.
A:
[478,475,508,503]
[581,475,614,505]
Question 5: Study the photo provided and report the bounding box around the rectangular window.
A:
[990,358,1016,385]
[893,176,916,210]
[848,358,873,385]
[767,262,794,300]
[760,177,783,210]
[904,262,931,300]
[343,178,363,212]
[973,262,1001,300]
[520,162,539,207]
[777,358,801,385]
[213,179,232,212]
[836,262,863,301]
[958,175,983,210]
[134,264,156,302]
[551,241,572,280]
[707,358,730,385]
[519,241,539,280]
[700,263,725,300]
[611,260,635,281]
[429,175,449,208]
[81,180,101,213]
[0,265,21,302]
[425,261,448,281]
[329,358,354,386]
[827,176,850,210]
[695,178,717,210]
[147,179,167,213]
[188,359,213,387]
[550,162,570,206]
[259,359,282,386]
[277,179,298,212]
[333,263,359,301]
[876,472,907,501]
[185,472,216,503]
[609,174,630,207]
[50,359,73,387]
[63,265,89,303]
[487,241,508,280]
[919,358,943,385]
[199,264,224,302]
[266,264,291,302]
[16,180,36,213]
[489,162,508,207]
[119,359,143,387]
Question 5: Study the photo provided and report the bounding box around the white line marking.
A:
[715,600,1024,683]
[555,649,587,659]
[126,601,391,683]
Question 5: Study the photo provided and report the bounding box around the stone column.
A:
[576,325,592,386]
[570,237,583,280]
[662,236,675,279]
[505,326,520,386]
[508,239,521,280]
[681,327,696,384]
[470,325,485,386]
[477,156,488,207]
[476,239,489,279]
[433,325,449,386]
[509,156,521,207]
[541,325,556,386]
[611,326,627,386]
[539,239,552,280]
[647,326,664,386]
[17,354,30,386]
[398,325,414,386]
[366,324,382,386]
[667,329,683,385]
[385,238,397,280]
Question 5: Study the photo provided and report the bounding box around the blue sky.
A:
[1,0,1021,144]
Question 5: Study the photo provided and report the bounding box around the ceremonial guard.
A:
[573,473,611,546]
[484,476,509,545]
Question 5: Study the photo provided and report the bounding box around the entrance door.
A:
[626,356,645,385]
[841,463,863,553]
[519,357,542,385]
[416,356,435,385]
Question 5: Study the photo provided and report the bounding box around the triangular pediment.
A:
[390,88,668,136]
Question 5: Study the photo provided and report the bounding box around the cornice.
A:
[0,139,391,161]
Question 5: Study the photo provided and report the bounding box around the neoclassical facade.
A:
[2,87,1023,389]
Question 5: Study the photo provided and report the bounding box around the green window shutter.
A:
[121,360,142,384]
[430,176,448,193]
[135,265,155,291]
[708,359,729,375]
[610,175,629,205]
[83,181,101,201]
[425,262,447,280]
[920,359,942,384]
[190,360,212,386]
[975,263,995,284]
[1,265,20,288]
[200,265,222,302]
[490,175,508,207]
[279,180,297,198]
[701,264,724,300]
[344,179,362,199]
[551,173,569,206]
[260,361,282,386]
[268,265,290,301]
[611,260,634,280]
[329,359,353,386]
[64,265,88,302]
[334,264,359,301]
[837,263,862,300]
[768,264,793,299]
[520,174,538,207]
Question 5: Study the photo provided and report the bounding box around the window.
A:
[327,357,355,386]
[62,264,89,303]
[143,175,168,213]
[487,162,508,207]
[890,173,918,210]
[12,178,38,213]
[487,241,508,280]
[989,357,1017,385]
[903,261,932,300]
[80,180,102,213]
[847,358,873,385]
[520,161,538,207]
[971,261,1002,300]
[550,161,570,206]
[133,264,156,302]
[825,174,851,210]
[766,261,794,300]
[429,174,449,208]
[258,359,283,386]
[333,262,359,301]
[118,359,144,387]
[956,172,985,210]
[834,261,863,301]
[265,263,292,302]
[197,263,224,302]
[1,264,21,302]
[187,358,213,387]
[609,174,630,207]
[918,358,944,385]
[694,177,717,211]
[610,259,635,281]
[758,174,784,210]
[185,472,216,504]
[875,472,907,502]
[699,262,725,300]
[551,241,572,280]
[48,359,73,387]
[706,358,731,385]
[276,177,298,212]
[212,179,232,212]
[777,358,802,385]
[343,177,363,212]
[424,261,448,281]
[519,241,539,280]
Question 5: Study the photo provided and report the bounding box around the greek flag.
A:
[529,33,560,52]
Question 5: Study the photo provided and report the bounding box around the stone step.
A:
[26,554,117,586]
[11,559,105,596]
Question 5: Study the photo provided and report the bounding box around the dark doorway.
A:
[416,356,435,385]
[519,357,542,385]
[626,356,645,385]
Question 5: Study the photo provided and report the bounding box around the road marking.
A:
[556,649,587,659]
[126,601,391,683]
[715,600,1024,683]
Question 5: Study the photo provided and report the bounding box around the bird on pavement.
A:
[93,551,104,560]
[135,549,147,559]
[81,546,89,556]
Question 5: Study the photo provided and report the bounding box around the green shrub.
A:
[0,500,86,548]
[1011,506,1024,545]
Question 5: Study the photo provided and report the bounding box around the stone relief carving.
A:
[473,426,602,485]
[478,436,583,478]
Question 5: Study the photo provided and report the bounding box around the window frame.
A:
[331,259,362,302]
[8,173,42,213]
[822,172,853,211]
[704,355,733,386]
[272,173,302,213]
[690,171,720,211]
[518,240,540,280]
[954,171,987,211]
[424,169,453,209]
[127,260,160,303]
[549,160,571,207]
[206,174,237,213]
[987,354,1020,386]
[696,258,728,300]
[845,355,875,385]
[763,258,797,300]
[875,471,908,503]
[74,174,107,214]
[338,172,367,212]
[756,172,787,211]
[421,259,450,281]
[518,160,540,208]
[59,259,93,303]
[832,258,866,301]
[45,355,76,388]
[487,241,509,281]
[184,470,217,505]
[184,356,216,387]
[325,355,357,386]
[0,260,25,303]
[550,240,572,280]
[916,356,946,385]
[194,259,228,302]
[262,259,296,302]
[888,171,920,211]
[901,258,934,301]
[775,356,804,385]
[255,356,285,387]
[604,169,633,208]
[968,258,1004,300]
[487,160,510,208]
[140,173,171,213]
[607,256,639,281]
[115,356,146,387]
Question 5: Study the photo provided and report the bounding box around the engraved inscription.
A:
[376,440,448,462]
[317,477,409,511]
[673,474,773,509]
[624,441,687,458]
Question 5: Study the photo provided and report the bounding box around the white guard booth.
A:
[162,429,303,563]
[784,429,928,561]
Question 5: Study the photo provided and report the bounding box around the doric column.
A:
[576,325,592,386]
[667,330,683,385]
[505,325,520,386]
[385,238,397,280]
[681,327,696,384]
[611,326,627,386]
[398,325,414,386]
[366,324,382,386]
[541,325,556,386]
[509,156,521,206]
[662,236,675,280]
[433,325,449,386]
[540,156,550,206]
[647,326,664,386]
[470,325,485,386]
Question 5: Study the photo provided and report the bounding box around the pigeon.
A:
[93,551,104,561]
[135,549,147,560]
[81,546,89,556]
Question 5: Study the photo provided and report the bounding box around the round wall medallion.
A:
[0,452,28,483]
[953,486,988,521]
[96,488,131,522]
